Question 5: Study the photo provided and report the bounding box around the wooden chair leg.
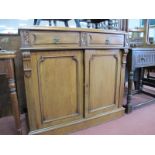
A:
[75,19,81,27]
[7,60,22,134]
[33,19,41,25]
[53,20,57,26]
[49,20,52,26]
[64,21,69,27]
[10,90,22,134]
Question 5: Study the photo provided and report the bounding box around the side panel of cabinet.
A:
[85,50,121,117]
[25,51,83,130]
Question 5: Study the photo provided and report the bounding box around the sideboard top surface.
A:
[18,26,127,34]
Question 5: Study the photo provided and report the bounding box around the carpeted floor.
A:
[0,114,28,135]
[0,86,155,135]
[73,103,155,135]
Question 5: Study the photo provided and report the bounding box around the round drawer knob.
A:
[105,39,110,45]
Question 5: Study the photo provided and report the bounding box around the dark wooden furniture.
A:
[126,48,155,113]
[34,19,53,26]
[34,19,81,27]
[143,67,155,87]
[33,19,123,30]
[86,19,111,29]
[0,50,21,134]
[19,26,128,135]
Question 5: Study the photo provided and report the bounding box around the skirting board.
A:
[28,107,125,135]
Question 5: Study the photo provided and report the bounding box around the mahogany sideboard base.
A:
[28,107,124,135]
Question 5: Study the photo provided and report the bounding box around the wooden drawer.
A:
[22,31,80,47]
[87,33,124,47]
[134,51,155,67]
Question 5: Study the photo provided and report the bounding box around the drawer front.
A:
[134,51,155,67]
[23,31,80,47]
[87,33,124,47]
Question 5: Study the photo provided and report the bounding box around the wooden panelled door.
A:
[31,51,83,128]
[85,50,121,117]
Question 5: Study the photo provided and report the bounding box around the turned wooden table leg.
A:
[126,70,134,113]
[7,59,22,134]
[139,68,144,92]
